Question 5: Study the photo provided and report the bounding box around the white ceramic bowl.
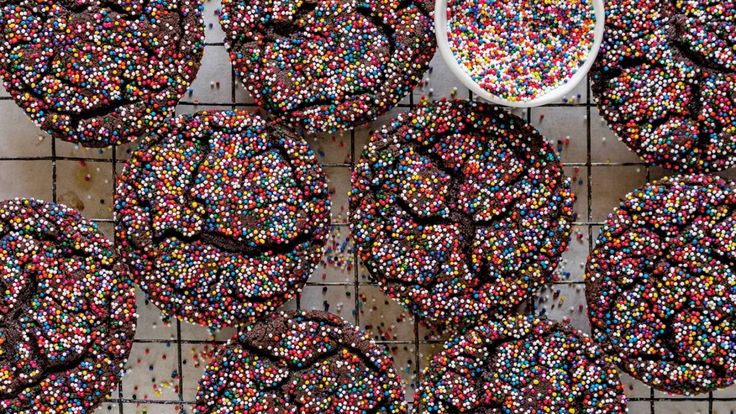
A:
[434,0,606,107]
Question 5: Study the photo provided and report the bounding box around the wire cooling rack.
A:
[1,1,736,413]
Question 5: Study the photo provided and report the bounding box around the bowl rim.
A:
[434,0,606,108]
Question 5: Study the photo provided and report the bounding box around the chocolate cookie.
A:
[115,110,331,327]
[0,198,136,413]
[586,174,736,394]
[219,0,435,133]
[590,0,736,172]
[0,0,204,147]
[350,99,575,325]
[193,310,407,414]
[415,314,627,413]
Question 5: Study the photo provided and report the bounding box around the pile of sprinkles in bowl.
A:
[446,0,596,101]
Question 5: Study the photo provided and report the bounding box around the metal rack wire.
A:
[1,27,734,414]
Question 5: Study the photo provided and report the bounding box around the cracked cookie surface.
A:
[586,174,736,394]
[0,0,204,147]
[591,0,736,172]
[193,310,407,414]
[0,198,136,414]
[350,99,575,325]
[414,315,627,413]
[115,110,330,327]
[220,0,435,133]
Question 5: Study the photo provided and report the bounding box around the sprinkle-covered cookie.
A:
[0,198,137,413]
[586,174,736,394]
[0,0,204,147]
[415,314,627,413]
[350,99,575,325]
[115,110,331,327]
[220,0,435,133]
[591,0,736,172]
[193,310,407,414]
